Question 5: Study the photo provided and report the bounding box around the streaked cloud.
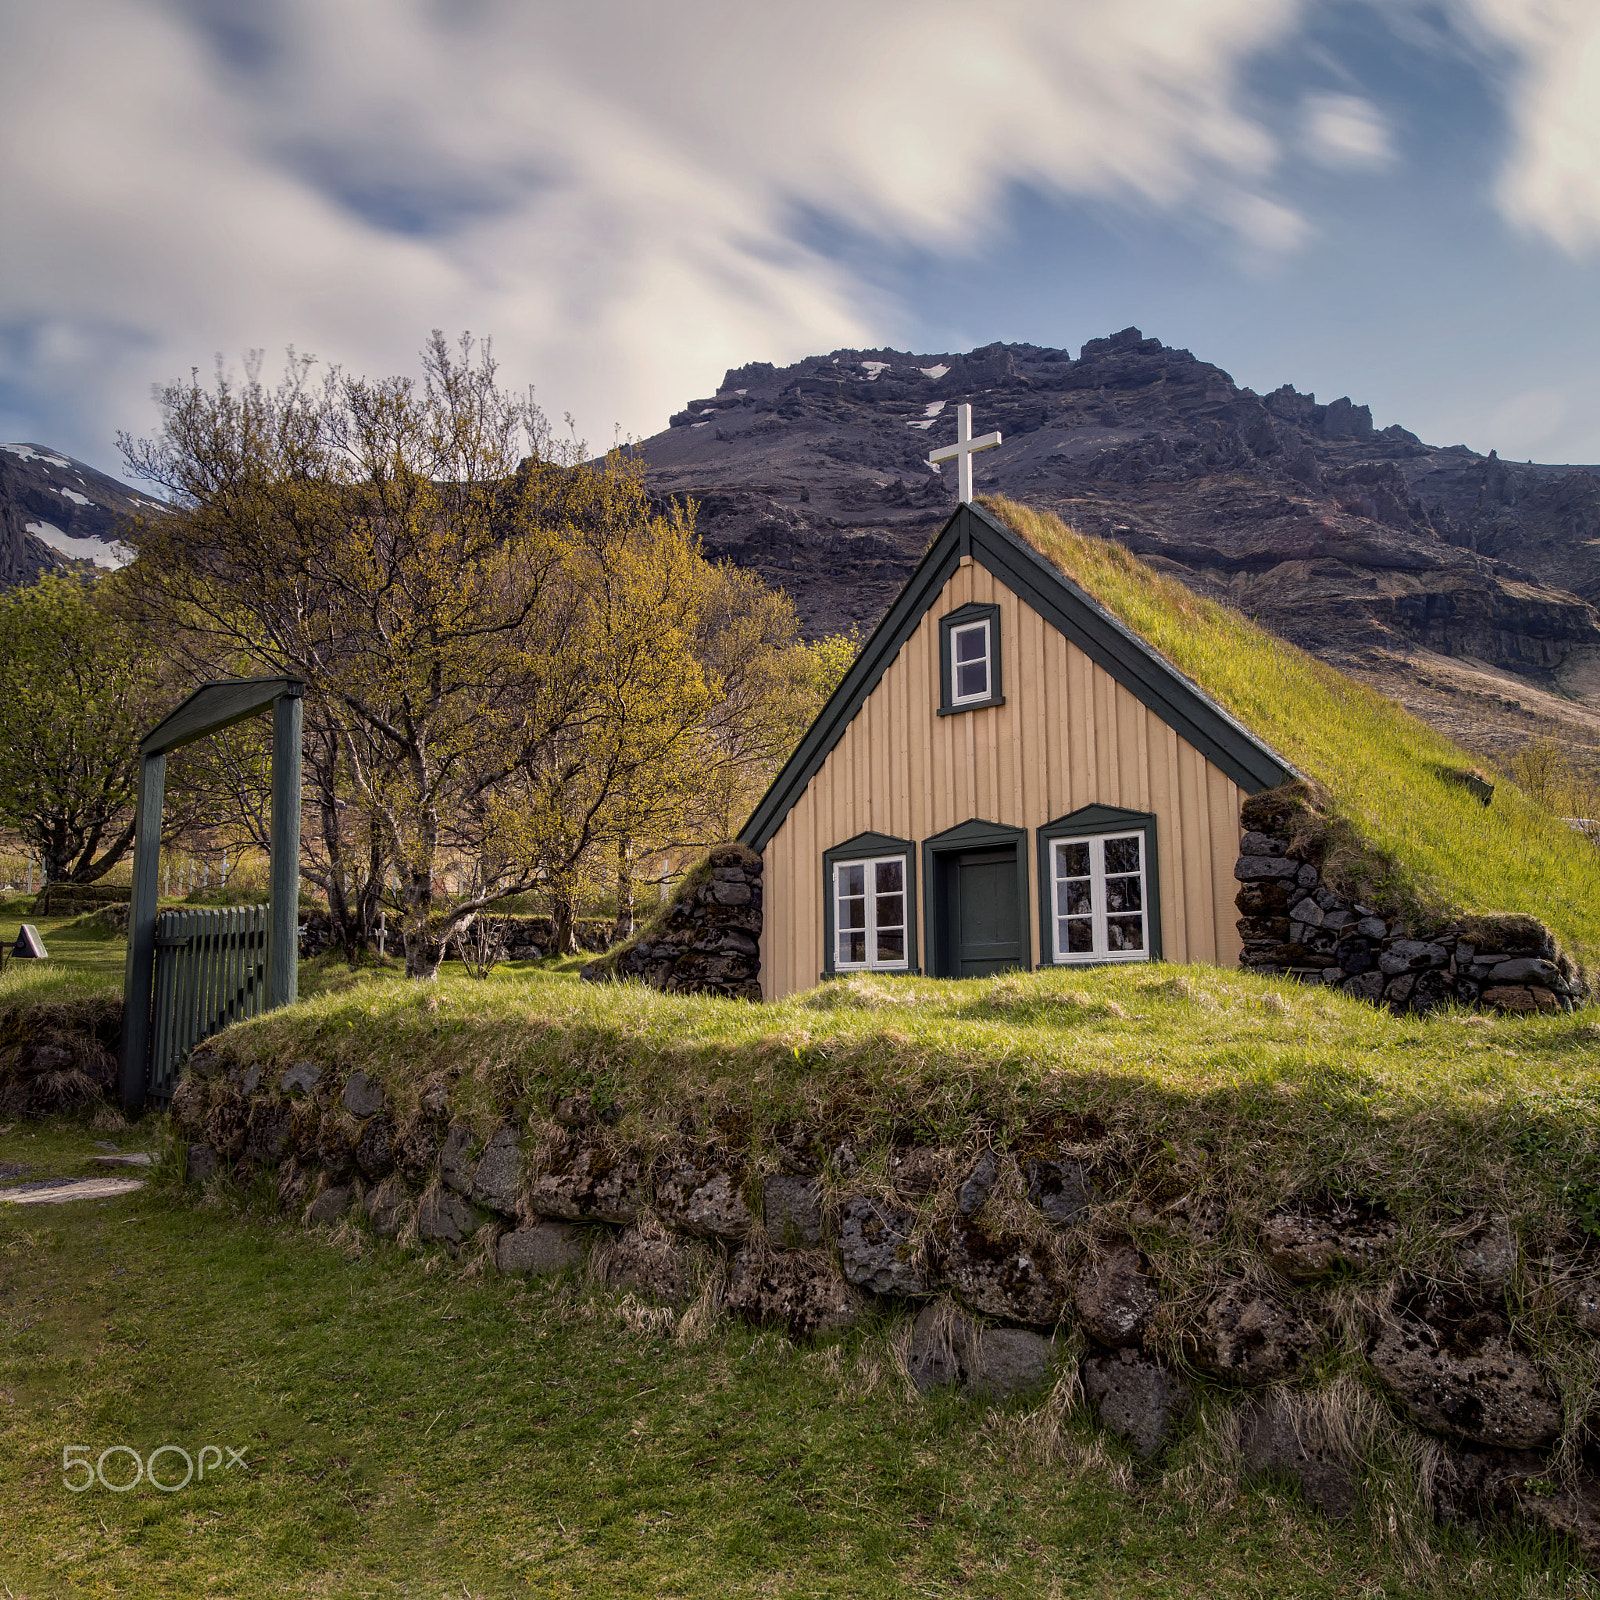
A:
[1300,93,1396,170]
[1462,0,1600,251]
[0,0,1305,463]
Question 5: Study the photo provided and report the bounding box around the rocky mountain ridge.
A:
[0,442,149,587]
[636,329,1600,765]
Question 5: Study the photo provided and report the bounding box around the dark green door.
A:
[950,849,1022,976]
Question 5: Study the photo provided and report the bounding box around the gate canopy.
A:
[120,676,304,1110]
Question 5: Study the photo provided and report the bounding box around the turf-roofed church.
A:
[739,495,1296,1002]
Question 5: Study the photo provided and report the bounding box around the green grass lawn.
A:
[0,893,127,989]
[1,1117,1590,1599]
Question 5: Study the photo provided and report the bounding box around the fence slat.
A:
[145,902,274,1104]
[171,910,190,1077]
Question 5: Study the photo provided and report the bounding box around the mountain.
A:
[636,329,1600,767]
[0,443,152,586]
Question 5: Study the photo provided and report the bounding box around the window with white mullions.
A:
[949,620,991,704]
[1051,832,1148,962]
[833,856,908,970]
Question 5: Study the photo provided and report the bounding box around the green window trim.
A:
[937,602,1004,715]
[1036,805,1162,966]
[821,831,919,979]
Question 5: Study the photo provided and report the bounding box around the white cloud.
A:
[0,0,1307,463]
[1458,0,1600,251]
[1301,93,1396,170]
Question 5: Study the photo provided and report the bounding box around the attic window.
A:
[951,622,990,703]
[938,603,1004,714]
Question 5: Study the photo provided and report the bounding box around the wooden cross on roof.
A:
[928,403,1002,502]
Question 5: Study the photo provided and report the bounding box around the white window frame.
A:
[948,619,992,706]
[1050,831,1150,964]
[832,854,910,972]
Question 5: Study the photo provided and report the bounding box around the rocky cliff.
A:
[0,443,150,586]
[636,330,1600,766]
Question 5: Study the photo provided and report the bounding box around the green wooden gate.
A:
[147,907,272,1104]
[121,675,303,1112]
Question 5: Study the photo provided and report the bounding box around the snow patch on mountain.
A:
[25,520,130,569]
[4,443,72,468]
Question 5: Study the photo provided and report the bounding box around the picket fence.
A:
[147,907,270,1103]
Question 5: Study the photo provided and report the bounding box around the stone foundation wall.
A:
[172,1051,1600,1564]
[297,914,613,962]
[1235,788,1582,1014]
[581,845,762,1001]
[0,993,121,1118]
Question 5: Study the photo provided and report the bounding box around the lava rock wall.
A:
[1235,786,1581,1014]
[581,845,762,1001]
[171,1051,1600,1565]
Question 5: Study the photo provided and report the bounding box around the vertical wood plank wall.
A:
[760,560,1245,1000]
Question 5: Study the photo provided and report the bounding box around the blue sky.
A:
[3,0,1600,477]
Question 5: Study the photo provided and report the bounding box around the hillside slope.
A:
[636,330,1600,768]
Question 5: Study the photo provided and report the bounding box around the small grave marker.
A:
[12,924,47,960]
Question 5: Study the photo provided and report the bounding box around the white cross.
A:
[928,403,1002,502]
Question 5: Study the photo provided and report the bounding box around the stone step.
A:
[0,1176,144,1205]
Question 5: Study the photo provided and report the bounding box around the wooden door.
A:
[948,848,1022,976]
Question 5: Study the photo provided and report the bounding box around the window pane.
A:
[1059,879,1092,916]
[955,623,987,662]
[955,659,988,699]
[1056,840,1090,877]
[877,930,904,963]
[1104,836,1142,875]
[847,930,867,964]
[839,894,865,930]
[875,859,903,893]
[875,892,903,930]
[1107,916,1144,952]
[839,863,865,896]
[1105,876,1142,913]
[1065,917,1093,953]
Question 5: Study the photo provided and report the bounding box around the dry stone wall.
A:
[1235,786,1582,1014]
[582,845,762,1001]
[297,914,612,962]
[171,1048,1600,1565]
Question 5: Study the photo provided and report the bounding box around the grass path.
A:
[0,1122,1590,1598]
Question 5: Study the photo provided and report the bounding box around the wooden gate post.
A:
[119,750,167,1111]
[119,675,305,1112]
[269,687,303,1010]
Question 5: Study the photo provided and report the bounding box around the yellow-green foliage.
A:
[985,496,1600,967]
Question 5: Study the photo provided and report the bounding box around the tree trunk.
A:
[402,868,443,979]
[612,840,635,943]
[550,887,580,957]
[40,827,72,885]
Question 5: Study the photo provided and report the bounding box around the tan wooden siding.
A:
[759,561,1245,1000]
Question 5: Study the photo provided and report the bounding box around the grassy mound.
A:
[210,962,1600,1308]
[985,496,1600,970]
[0,964,122,1115]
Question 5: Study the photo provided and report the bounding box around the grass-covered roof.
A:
[984,495,1600,973]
